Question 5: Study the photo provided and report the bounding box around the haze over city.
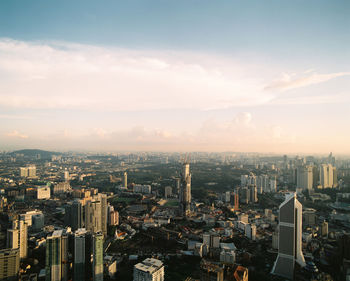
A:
[1,0,349,153]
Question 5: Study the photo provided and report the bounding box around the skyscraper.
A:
[297,165,313,190]
[85,200,102,234]
[19,220,28,259]
[319,164,334,188]
[122,171,128,188]
[97,193,108,237]
[93,232,104,281]
[65,200,83,231]
[45,230,68,281]
[272,193,305,279]
[74,228,87,281]
[179,162,191,216]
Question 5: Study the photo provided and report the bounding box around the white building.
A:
[37,186,50,199]
[133,258,164,281]
[319,164,334,188]
[164,186,172,198]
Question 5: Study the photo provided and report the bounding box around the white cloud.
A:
[264,71,350,92]
[0,38,271,111]
[5,130,28,139]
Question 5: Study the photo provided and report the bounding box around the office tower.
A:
[272,193,305,279]
[19,220,28,259]
[0,248,20,281]
[319,164,334,188]
[85,200,102,234]
[179,162,191,216]
[65,200,83,231]
[45,230,68,281]
[7,229,19,249]
[297,165,313,190]
[46,231,62,281]
[74,229,87,281]
[133,258,164,281]
[164,186,172,198]
[100,194,108,236]
[93,232,104,281]
[122,171,128,188]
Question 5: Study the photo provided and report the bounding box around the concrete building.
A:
[272,193,305,279]
[0,248,20,281]
[179,162,191,216]
[133,258,164,281]
[20,165,36,178]
[6,229,19,249]
[133,185,152,194]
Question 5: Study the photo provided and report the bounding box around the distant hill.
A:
[10,149,61,159]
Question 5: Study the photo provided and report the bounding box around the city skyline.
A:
[1,0,349,153]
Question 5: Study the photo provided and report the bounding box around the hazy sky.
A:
[0,0,349,153]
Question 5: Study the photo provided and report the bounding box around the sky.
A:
[0,0,349,154]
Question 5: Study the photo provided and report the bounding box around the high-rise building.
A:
[319,164,334,188]
[97,193,108,237]
[67,200,83,231]
[0,248,20,281]
[19,220,28,259]
[85,200,102,234]
[74,228,87,281]
[272,193,305,279]
[122,171,128,188]
[7,220,27,259]
[133,258,164,281]
[297,165,313,190]
[93,232,104,281]
[45,230,68,281]
[179,162,191,216]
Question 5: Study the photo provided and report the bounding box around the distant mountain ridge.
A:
[10,149,61,158]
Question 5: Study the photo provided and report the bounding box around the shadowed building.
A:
[272,193,305,279]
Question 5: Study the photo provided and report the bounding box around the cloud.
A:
[5,130,28,139]
[0,38,272,111]
[264,71,350,92]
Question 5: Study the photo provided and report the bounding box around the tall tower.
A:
[179,162,191,216]
[46,231,62,281]
[85,200,102,234]
[74,228,87,281]
[272,193,305,279]
[93,232,104,281]
[122,171,128,188]
[19,220,27,259]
